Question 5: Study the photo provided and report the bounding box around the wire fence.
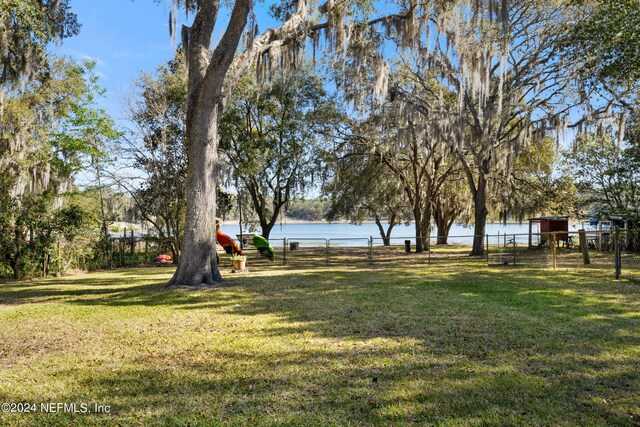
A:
[616,228,640,281]
[107,235,178,267]
[277,231,608,268]
[97,228,640,281]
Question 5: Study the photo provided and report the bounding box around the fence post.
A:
[598,230,602,252]
[578,229,590,265]
[110,238,115,268]
[486,234,489,263]
[615,225,621,279]
[121,229,126,267]
[552,233,557,270]
[325,239,329,265]
[283,238,287,266]
[43,248,48,278]
[368,236,373,266]
[107,239,112,269]
[56,241,61,277]
[513,234,516,266]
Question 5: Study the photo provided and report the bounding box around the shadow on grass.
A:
[1,265,639,425]
[5,342,638,425]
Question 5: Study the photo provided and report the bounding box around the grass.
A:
[0,262,639,426]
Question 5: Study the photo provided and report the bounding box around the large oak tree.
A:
[163,0,433,287]
[220,67,334,239]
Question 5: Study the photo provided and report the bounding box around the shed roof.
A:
[528,216,570,221]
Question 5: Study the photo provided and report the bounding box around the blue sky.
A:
[54,1,179,120]
[54,0,280,121]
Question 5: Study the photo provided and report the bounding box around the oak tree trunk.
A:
[167,104,223,287]
[43,249,49,278]
[434,204,458,245]
[435,216,454,245]
[11,228,22,280]
[374,214,396,246]
[420,202,432,253]
[259,205,284,240]
[413,207,424,253]
[10,255,20,281]
[260,218,272,239]
[164,0,254,287]
[471,172,489,256]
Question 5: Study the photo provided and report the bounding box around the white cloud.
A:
[59,48,106,66]
[81,54,105,66]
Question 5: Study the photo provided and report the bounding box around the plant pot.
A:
[232,259,246,271]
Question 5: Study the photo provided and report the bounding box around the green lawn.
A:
[0,263,638,426]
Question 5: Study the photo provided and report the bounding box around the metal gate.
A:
[614,226,640,281]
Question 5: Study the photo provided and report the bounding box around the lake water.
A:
[218,221,552,247]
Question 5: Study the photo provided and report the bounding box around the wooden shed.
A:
[528,216,570,248]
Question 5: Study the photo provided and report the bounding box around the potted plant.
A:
[231,254,247,271]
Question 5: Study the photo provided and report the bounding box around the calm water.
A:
[218,221,549,247]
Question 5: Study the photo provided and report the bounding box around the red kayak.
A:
[155,253,173,263]
[216,229,244,255]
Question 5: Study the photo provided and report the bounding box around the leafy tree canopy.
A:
[0,0,80,86]
[564,134,640,220]
[564,0,640,86]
